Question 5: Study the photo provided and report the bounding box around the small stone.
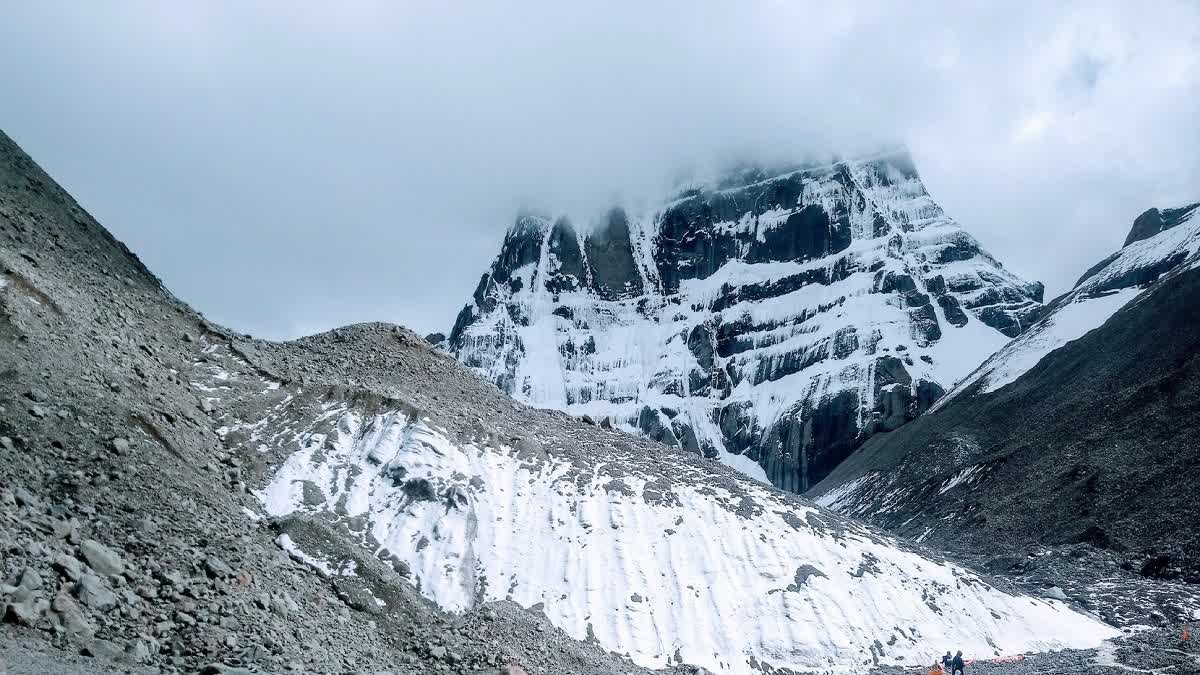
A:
[54,554,83,581]
[1042,586,1069,601]
[110,438,130,454]
[79,539,125,576]
[80,639,124,660]
[29,405,46,418]
[51,591,94,640]
[75,573,118,612]
[125,639,150,662]
[13,486,39,508]
[51,518,73,539]
[3,594,48,625]
[25,387,48,403]
[18,568,44,591]
[204,555,233,578]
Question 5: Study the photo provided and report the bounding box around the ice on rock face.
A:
[449,149,1044,492]
[260,403,1118,675]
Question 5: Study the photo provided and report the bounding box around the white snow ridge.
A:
[936,198,1200,409]
[260,403,1117,674]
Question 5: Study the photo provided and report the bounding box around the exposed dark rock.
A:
[585,208,643,300]
[546,217,587,294]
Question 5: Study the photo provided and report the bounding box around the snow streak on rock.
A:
[448,150,1043,492]
[259,404,1115,674]
[935,200,1200,409]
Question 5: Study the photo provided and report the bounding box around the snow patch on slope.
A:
[260,405,1117,674]
[936,201,1200,409]
[938,288,1140,406]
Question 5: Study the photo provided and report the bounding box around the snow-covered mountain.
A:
[449,150,1044,492]
[809,199,1200,580]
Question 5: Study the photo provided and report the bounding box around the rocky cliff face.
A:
[449,150,1043,492]
[810,199,1200,583]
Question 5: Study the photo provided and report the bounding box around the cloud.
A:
[0,1,1196,337]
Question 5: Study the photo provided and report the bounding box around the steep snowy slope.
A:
[449,150,1043,493]
[934,200,1200,407]
[810,200,1200,580]
[187,324,1117,675]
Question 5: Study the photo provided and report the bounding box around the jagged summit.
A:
[449,149,1044,492]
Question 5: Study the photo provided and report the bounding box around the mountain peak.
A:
[449,152,1043,492]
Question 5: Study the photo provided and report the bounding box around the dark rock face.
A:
[812,200,1200,580]
[745,204,851,264]
[450,150,1043,493]
[1125,207,1167,246]
[546,217,586,294]
[585,208,643,300]
[1122,203,1199,247]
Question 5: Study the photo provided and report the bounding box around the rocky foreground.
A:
[0,129,695,674]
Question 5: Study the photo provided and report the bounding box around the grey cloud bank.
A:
[1,1,1196,338]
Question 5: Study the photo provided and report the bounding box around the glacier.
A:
[257,399,1115,673]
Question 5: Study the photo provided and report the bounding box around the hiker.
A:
[942,651,953,671]
[951,650,965,674]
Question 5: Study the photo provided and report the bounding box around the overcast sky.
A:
[2,2,1197,339]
